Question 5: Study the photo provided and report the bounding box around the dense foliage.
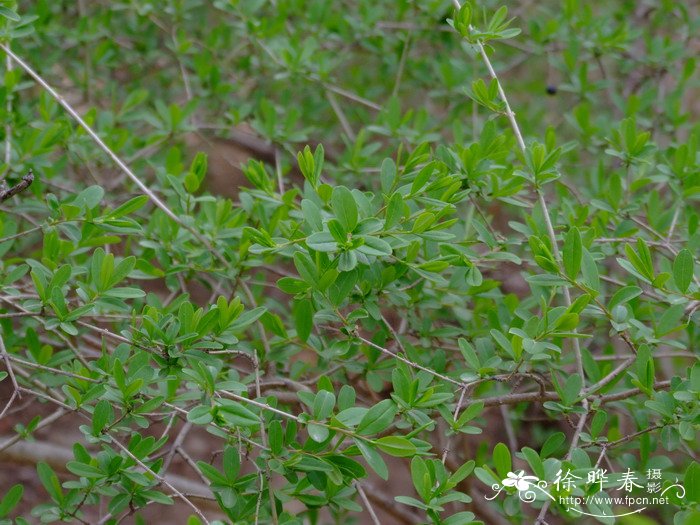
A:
[0,1,699,524]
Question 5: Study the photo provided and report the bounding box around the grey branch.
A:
[0,170,34,202]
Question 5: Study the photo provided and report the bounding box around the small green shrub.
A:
[0,1,698,524]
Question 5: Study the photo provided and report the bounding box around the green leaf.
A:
[608,286,642,310]
[103,287,146,299]
[656,303,685,336]
[375,436,417,457]
[107,195,148,219]
[306,232,338,252]
[563,227,582,278]
[357,236,392,256]
[269,420,283,455]
[331,186,358,232]
[229,306,267,331]
[74,185,105,209]
[490,329,513,358]
[385,193,404,229]
[411,212,435,234]
[277,277,309,294]
[293,299,313,342]
[37,462,63,503]
[307,423,330,443]
[458,338,480,370]
[92,399,113,435]
[456,402,484,427]
[185,152,208,193]
[561,373,582,406]
[217,400,259,427]
[492,443,511,479]
[581,249,600,291]
[443,512,477,525]
[448,460,475,485]
[0,484,23,518]
[673,249,694,293]
[187,405,213,425]
[66,461,104,478]
[0,7,20,22]
[293,251,318,284]
[313,390,335,420]
[520,447,545,479]
[410,456,431,500]
[685,461,700,503]
[355,439,388,480]
[380,158,397,193]
[589,411,608,438]
[356,399,396,436]
[541,432,566,457]
[301,199,323,231]
[624,242,654,280]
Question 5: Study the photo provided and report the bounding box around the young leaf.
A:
[293,299,313,342]
[563,227,582,278]
[492,443,511,479]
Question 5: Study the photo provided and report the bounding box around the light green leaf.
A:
[0,7,20,22]
[492,443,511,479]
[308,423,330,443]
[331,186,358,232]
[313,390,335,420]
[563,227,582,278]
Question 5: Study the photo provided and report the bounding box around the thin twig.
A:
[274,147,285,194]
[500,404,518,452]
[0,408,67,452]
[461,380,671,408]
[391,36,410,99]
[110,437,211,525]
[0,328,20,405]
[449,6,589,522]
[356,333,465,389]
[0,44,230,269]
[326,90,356,141]
[162,421,193,472]
[666,206,680,244]
[3,47,12,185]
[0,391,17,420]
[356,482,382,525]
[441,386,467,464]
[582,357,635,396]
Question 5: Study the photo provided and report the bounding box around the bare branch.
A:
[0,44,231,269]
[0,170,33,202]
